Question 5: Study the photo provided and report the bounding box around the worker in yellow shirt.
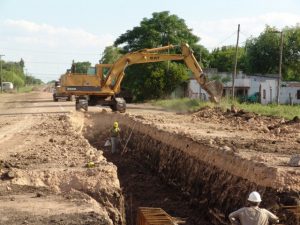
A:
[110,121,121,153]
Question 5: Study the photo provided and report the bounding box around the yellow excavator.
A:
[59,43,223,112]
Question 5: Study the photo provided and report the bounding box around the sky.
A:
[0,0,299,82]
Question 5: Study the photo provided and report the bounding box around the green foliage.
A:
[123,62,189,101]
[210,74,231,83]
[0,59,42,90]
[2,70,24,87]
[71,61,91,74]
[1,60,25,88]
[191,44,210,68]
[282,25,300,81]
[25,75,43,85]
[152,98,212,112]
[115,11,200,52]
[245,26,281,74]
[114,11,206,100]
[17,86,34,93]
[47,80,56,84]
[225,101,300,120]
[244,25,300,81]
[100,46,123,64]
[209,46,246,72]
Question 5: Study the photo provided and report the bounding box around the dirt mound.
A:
[0,112,124,225]
[191,106,300,141]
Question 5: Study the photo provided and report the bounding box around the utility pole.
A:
[232,24,240,99]
[277,31,283,105]
[0,54,5,93]
[199,51,202,100]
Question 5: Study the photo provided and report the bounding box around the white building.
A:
[188,78,209,101]
[259,80,277,104]
[280,82,300,105]
[188,72,300,105]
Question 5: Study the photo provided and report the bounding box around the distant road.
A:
[0,91,74,115]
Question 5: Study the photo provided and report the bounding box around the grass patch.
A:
[232,102,300,120]
[151,98,300,120]
[17,86,34,93]
[151,98,213,112]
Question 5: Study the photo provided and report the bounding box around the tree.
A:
[19,58,25,69]
[244,26,281,75]
[114,11,206,100]
[25,75,43,85]
[282,25,300,81]
[209,46,246,72]
[1,59,42,88]
[115,11,200,52]
[2,70,24,88]
[100,46,123,64]
[210,74,231,83]
[244,25,300,81]
[122,62,189,101]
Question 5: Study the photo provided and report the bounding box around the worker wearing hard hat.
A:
[229,191,279,225]
[110,121,121,153]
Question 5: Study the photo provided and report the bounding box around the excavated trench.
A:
[83,111,299,225]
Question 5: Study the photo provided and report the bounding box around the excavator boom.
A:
[61,43,223,112]
[104,43,223,103]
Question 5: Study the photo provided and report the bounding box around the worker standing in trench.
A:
[110,121,121,153]
[229,191,279,225]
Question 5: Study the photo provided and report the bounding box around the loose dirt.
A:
[0,92,124,225]
[84,103,300,224]
[1,91,299,225]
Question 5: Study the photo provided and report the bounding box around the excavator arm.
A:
[104,43,223,103]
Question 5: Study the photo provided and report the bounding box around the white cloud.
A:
[0,19,118,82]
[4,19,115,48]
[190,12,300,50]
[1,14,300,82]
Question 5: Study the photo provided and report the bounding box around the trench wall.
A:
[84,112,299,225]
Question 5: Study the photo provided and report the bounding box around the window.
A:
[297,90,300,99]
[87,67,96,75]
[263,89,266,99]
[102,67,110,79]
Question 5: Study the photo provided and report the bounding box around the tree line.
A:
[1,58,43,88]
[97,11,300,101]
[79,11,300,101]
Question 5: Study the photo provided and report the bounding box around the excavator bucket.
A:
[202,80,224,103]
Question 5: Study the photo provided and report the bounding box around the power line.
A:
[25,61,71,65]
[211,31,237,49]
[29,73,60,75]
[0,47,100,56]
[240,30,252,38]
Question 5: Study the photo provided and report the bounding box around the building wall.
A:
[248,76,278,97]
[188,79,208,100]
[280,86,300,104]
[259,80,277,104]
[188,73,300,104]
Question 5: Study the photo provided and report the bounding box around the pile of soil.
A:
[0,113,124,225]
[192,106,300,137]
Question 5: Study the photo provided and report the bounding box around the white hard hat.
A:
[248,191,262,203]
